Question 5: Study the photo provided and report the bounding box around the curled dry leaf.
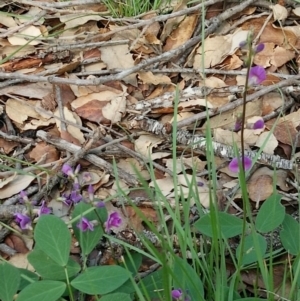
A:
[272,4,288,22]
[247,174,273,202]
[135,134,164,157]
[8,26,41,46]
[255,132,278,154]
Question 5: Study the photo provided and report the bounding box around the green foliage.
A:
[255,194,285,233]
[34,215,71,266]
[71,266,130,294]
[280,214,300,255]
[71,202,105,256]
[194,211,245,238]
[172,256,205,301]
[15,280,66,301]
[0,262,20,301]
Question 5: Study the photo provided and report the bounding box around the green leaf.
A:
[100,293,132,301]
[234,299,267,301]
[28,249,80,280]
[71,202,104,256]
[18,269,39,291]
[116,279,135,294]
[236,234,267,265]
[34,215,71,266]
[120,252,142,275]
[16,280,66,301]
[172,256,204,301]
[71,266,130,295]
[0,262,20,301]
[194,212,245,238]
[280,214,300,255]
[255,194,285,233]
[137,269,163,299]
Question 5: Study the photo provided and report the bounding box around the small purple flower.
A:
[77,217,94,232]
[252,119,264,130]
[74,164,81,175]
[88,184,94,201]
[172,289,182,299]
[62,164,74,177]
[105,212,122,232]
[19,190,29,204]
[248,66,266,86]
[14,213,31,230]
[95,201,105,208]
[239,40,247,48]
[70,190,82,204]
[38,201,52,216]
[228,156,252,173]
[255,43,264,53]
[197,181,204,187]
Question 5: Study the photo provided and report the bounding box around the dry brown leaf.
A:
[163,14,198,51]
[54,107,85,144]
[255,132,278,154]
[138,71,171,85]
[29,142,59,163]
[117,158,150,180]
[247,174,273,202]
[272,4,288,22]
[59,13,102,29]
[261,92,284,115]
[266,120,299,146]
[75,99,110,123]
[0,174,35,199]
[100,41,137,86]
[8,26,41,46]
[160,0,188,43]
[194,29,249,69]
[135,134,163,157]
[102,95,126,123]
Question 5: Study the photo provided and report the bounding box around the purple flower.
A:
[88,184,94,201]
[19,190,29,203]
[62,164,74,177]
[252,119,264,129]
[228,156,252,173]
[70,190,82,204]
[95,201,105,208]
[171,289,182,299]
[14,213,31,230]
[77,217,94,232]
[239,40,247,48]
[105,212,122,232]
[38,201,52,216]
[248,66,266,86]
[255,43,264,53]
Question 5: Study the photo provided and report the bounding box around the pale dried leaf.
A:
[9,253,34,271]
[0,174,35,199]
[138,71,171,85]
[272,4,288,22]
[54,107,85,144]
[101,43,137,86]
[102,95,127,123]
[255,132,278,154]
[247,174,273,202]
[8,26,41,46]
[135,134,163,157]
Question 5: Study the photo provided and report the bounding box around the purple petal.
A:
[255,43,264,53]
[39,201,52,216]
[253,119,264,129]
[105,211,122,232]
[74,164,81,175]
[248,66,266,86]
[70,191,82,203]
[62,164,74,176]
[171,289,182,299]
[228,156,252,173]
[88,184,94,201]
[77,217,94,232]
[14,213,31,230]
